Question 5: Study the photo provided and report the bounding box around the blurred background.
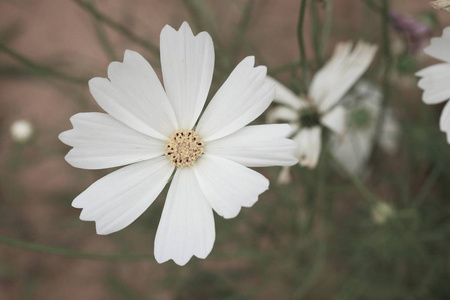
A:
[1,0,450,299]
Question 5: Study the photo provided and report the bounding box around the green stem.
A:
[310,0,323,67]
[0,42,87,84]
[0,235,152,261]
[320,0,334,54]
[297,0,309,92]
[72,0,159,56]
[331,155,378,204]
[414,164,442,205]
[370,0,392,160]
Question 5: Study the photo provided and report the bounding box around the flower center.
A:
[349,107,372,130]
[299,108,321,128]
[165,130,204,167]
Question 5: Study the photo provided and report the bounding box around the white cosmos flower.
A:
[331,81,400,175]
[416,27,450,143]
[59,22,297,266]
[267,41,378,170]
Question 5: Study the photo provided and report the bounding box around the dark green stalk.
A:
[310,0,323,66]
[71,0,159,56]
[0,42,87,84]
[297,0,309,92]
[320,0,334,54]
[0,235,152,261]
[370,0,392,159]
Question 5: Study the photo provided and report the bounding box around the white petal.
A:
[196,56,275,141]
[277,166,292,185]
[321,106,347,135]
[331,132,372,174]
[160,22,215,130]
[266,106,299,123]
[416,64,450,104]
[89,50,177,140]
[154,168,215,266]
[193,155,269,219]
[423,27,450,63]
[415,63,450,77]
[205,124,298,167]
[309,41,378,112]
[266,76,307,110]
[379,111,400,155]
[440,100,450,143]
[59,113,165,170]
[72,156,173,235]
[293,127,322,168]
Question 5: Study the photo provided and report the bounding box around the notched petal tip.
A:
[58,130,71,144]
[88,77,109,91]
[242,55,256,67]
[179,21,193,34]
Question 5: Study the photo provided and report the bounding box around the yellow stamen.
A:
[165,130,204,167]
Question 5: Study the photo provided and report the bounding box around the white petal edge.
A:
[321,106,347,136]
[266,106,299,123]
[205,124,298,167]
[160,22,215,130]
[193,154,269,219]
[416,63,450,104]
[440,100,450,143]
[196,56,275,141]
[309,41,378,112]
[330,132,372,175]
[266,76,307,110]
[293,127,322,168]
[89,50,178,140]
[59,113,165,170]
[154,167,215,266]
[423,27,450,63]
[378,110,400,155]
[72,156,174,235]
[277,166,292,185]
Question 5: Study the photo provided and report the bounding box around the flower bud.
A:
[10,119,33,143]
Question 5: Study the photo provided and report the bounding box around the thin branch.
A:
[0,235,152,261]
[297,0,310,92]
[71,0,159,56]
[370,0,393,159]
[310,0,323,67]
[92,1,118,61]
[0,42,88,84]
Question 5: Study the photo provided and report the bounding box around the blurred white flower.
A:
[416,27,450,143]
[277,166,292,185]
[331,81,400,175]
[267,41,378,169]
[371,201,395,224]
[59,22,297,266]
[430,0,450,12]
[10,119,33,143]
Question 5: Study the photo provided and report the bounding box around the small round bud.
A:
[10,119,33,143]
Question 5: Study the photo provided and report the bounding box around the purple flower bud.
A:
[390,11,432,54]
